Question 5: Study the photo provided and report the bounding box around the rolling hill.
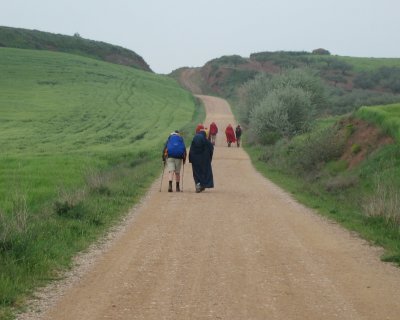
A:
[172,51,400,115]
[0,26,151,72]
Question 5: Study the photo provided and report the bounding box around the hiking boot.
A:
[176,182,180,192]
[168,181,173,192]
[195,183,201,193]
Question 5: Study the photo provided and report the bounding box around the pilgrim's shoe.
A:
[195,183,201,193]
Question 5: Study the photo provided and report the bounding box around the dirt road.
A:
[22,96,400,319]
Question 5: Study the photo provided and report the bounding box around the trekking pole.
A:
[181,162,185,192]
[159,161,166,192]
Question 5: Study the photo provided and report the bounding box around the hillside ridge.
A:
[0,26,152,72]
[172,51,400,115]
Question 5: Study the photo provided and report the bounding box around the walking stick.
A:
[159,161,166,192]
[181,161,185,192]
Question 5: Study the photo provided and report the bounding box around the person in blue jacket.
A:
[162,131,186,192]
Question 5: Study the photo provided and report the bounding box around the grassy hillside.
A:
[337,56,400,72]
[0,47,197,319]
[173,51,400,115]
[356,103,400,141]
[0,26,151,72]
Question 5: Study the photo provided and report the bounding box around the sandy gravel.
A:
[18,95,400,320]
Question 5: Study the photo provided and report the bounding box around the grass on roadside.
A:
[244,127,400,266]
[356,103,400,142]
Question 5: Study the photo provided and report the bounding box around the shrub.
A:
[312,48,331,55]
[209,55,249,67]
[0,193,29,251]
[351,143,361,154]
[54,187,86,218]
[269,68,326,112]
[325,159,348,175]
[345,123,356,137]
[287,126,345,173]
[250,93,289,139]
[85,169,112,195]
[238,68,327,123]
[363,177,400,225]
[326,87,400,115]
[237,73,272,124]
[259,131,282,145]
[353,67,400,94]
[249,86,314,141]
[324,175,358,193]
[353,72,376,89]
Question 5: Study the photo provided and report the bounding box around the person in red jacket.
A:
[225,124,236,147]
[209,122,218,145]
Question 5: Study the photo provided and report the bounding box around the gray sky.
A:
[1,0,399,74]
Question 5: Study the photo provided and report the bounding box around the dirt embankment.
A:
[338,117,394,168]
[18,96,400,320]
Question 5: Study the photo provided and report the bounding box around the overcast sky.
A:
[1,0,399,74]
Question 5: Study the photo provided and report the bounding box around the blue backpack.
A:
[166,135,186,158]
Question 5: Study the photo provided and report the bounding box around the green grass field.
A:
[356,103,400,141]
[0,47,193,212]
[0,47,197,319]
[336,56,400,72]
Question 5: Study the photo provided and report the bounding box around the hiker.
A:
[195,123,204,134]
[162,130,186,192]
[225,124,236,147]
[189,129,214,193]
[235,124,242,147]
[209,122,218,145]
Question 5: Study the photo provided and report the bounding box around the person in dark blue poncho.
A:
[189,129,214,193]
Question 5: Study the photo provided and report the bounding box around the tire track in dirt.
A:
[19,95,400,320]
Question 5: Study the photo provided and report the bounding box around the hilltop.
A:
[172,50,400,115]
[0,26,151,72]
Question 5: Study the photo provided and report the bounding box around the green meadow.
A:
[336,56,400,72]
[0,47,198,318]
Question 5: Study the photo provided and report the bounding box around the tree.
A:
[312,48,331,55]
